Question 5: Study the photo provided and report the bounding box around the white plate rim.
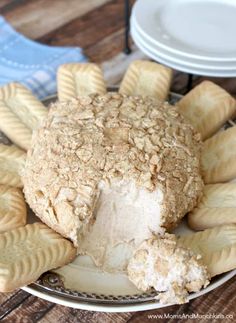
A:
[133,0,236,62]
[131,26,236,77]
[22,269,236,312]
[132,15,236,70]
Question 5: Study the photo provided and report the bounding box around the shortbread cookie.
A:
[119,60,173,101]
[57,63,107,101]
[128,234,209,305]
[178,224,236,277]
[201,126,236,184]
[0,222,76,292]
[188,184,236,230]
[0,185,26,233]
[177,81,236,140]
[0,143,26,187]
[0,83,47,150]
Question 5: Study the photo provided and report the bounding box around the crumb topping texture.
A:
[22,93,203,245]
[127,234,210,304]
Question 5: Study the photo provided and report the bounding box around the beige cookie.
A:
[0,185,26,233]
[0,83,47,150]
[57,63,107,101]
[178,224,236,277]
[119,60,173,101]
[177,81,236,140]
[0,143,26,187]
[201,126,236,184]
[0,222,76,292]
[188,184,236,230]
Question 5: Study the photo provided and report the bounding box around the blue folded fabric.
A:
[0,16,87,99]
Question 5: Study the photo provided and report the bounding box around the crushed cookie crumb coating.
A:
[127,234,210,304]
[22,93,203,245]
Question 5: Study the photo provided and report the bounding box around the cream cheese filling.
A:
[77,180,164,272]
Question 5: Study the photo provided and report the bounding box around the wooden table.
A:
[0,1,235,322]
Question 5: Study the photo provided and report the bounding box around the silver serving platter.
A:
[1,89,234,311]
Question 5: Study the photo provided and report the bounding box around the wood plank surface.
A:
[0,290,31,320]
[40,306,132,323]
[0,0,236,322]
[3,0,110,39]
[86,28,126,63]
[0,0,14,10]
[1,295,55,322]
[38,0,135,48]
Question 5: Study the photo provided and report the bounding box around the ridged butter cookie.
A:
[188,184,236,230]
[57,63,107,101]
[177,81,236,140]
[0,83,47,150]
[119,60,173,101]
[0,185,26,233]
[0,223,76,292]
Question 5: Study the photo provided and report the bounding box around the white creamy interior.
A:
[145,254,187,292]
[129,242,208,301]
[77,180,164,272]
[145,252,207,300]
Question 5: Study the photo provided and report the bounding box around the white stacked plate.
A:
[131,0,236,76]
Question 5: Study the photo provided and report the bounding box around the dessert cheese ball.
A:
[23,92,203,271]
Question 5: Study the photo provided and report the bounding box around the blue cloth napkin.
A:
[0,16,87,99]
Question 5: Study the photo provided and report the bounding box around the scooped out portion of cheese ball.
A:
[22,92,203,271]
[127,234,210,304]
